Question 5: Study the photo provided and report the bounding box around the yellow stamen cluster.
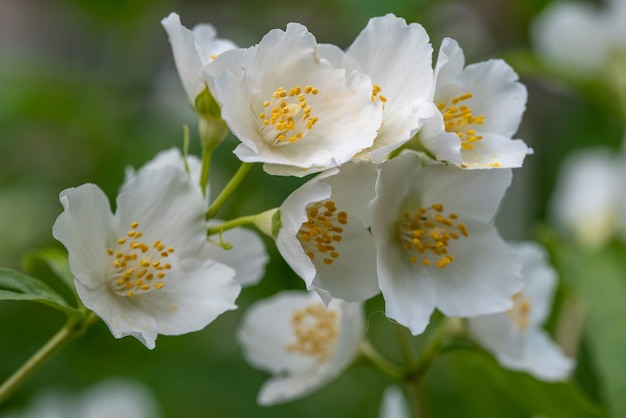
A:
[259,85,319,145]
[106,221,174,298]
[371,84,387,105]
[399,203,468,268]
[285,302,339,363]
[507,292,532,331]
[437,92,485,150]
[297,200,347,266]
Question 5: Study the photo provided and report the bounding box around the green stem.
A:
[0,313,97,405]
[393,323,428,418]
[199,145,213,198]
[394,322,416,368]
[358,340,404,380]
[207,214,260,236]
[205,162,253,220]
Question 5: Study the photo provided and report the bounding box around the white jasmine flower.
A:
[468,241,575,381]
[370,151,523,335]
[161,12,237,106]
[208,23,383,176]
[124,147,269,287]
[318,14,435,163]
[238,291,364,405]
[532,0,626,75]
[417,38,531,169]
[379,386,410,418]
[53,165,240,349]
[276,163,379,303]
[549,148,626,250]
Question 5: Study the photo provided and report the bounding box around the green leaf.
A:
[445,349,607,418]
[0,268,80,316]
[22,247,74,290]
[554,244,626,417]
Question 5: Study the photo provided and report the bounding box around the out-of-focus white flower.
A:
[161,12,237,106]
[550,148,626,250]
[370,151,522,335]
[238,291,364,405]
[207,23,383,177]
[416,38,531,169]
[468,241,575,381]
[53,165,240,349]
[378,386,410,418]
[319,14,435,163]
[1,378,161,418]
[532,0,626,75]
[125,148,269,287]
[276,163,379,303]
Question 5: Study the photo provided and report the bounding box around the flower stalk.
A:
[205,162,253,220]
[0,312,97,406]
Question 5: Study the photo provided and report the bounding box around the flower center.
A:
[507,292,532,331]
[398,203,468,268]
[297,200,347,266]
[258,85,319,146]
[106,221,174,298]
[437,92,484,150]
[285,302,339,363]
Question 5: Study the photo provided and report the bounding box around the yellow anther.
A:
[117,238,126,245]
[154,282,164,289]
[399,203,467,268]
[131,221,139,229]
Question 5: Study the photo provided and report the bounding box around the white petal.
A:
[257,373,330,406]
[75,280,158,349]
[459,133,531,169]
[310,219,378,302]
[419,164,512,223]
[416,115,462,165]
[329,299,365,371]
[52,184,113,288]
[161,13,206,103]
[454,59,527,138]
[322,162,378,229]
[433,37,466,89]
[192,24,237,65]
[468,312,526,361]
[499,330,575,382]
[123,148,202,190]
[114,166,206,259]
[379,386,411,418]
[377,243,436,335]
[134,257,239,337]
[206,222,269,287]
[511,241,557,326]
[430,221,522,317]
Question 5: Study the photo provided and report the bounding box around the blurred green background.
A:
[1,0,623,417]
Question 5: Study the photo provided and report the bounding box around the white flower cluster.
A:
[51,11,572,408]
